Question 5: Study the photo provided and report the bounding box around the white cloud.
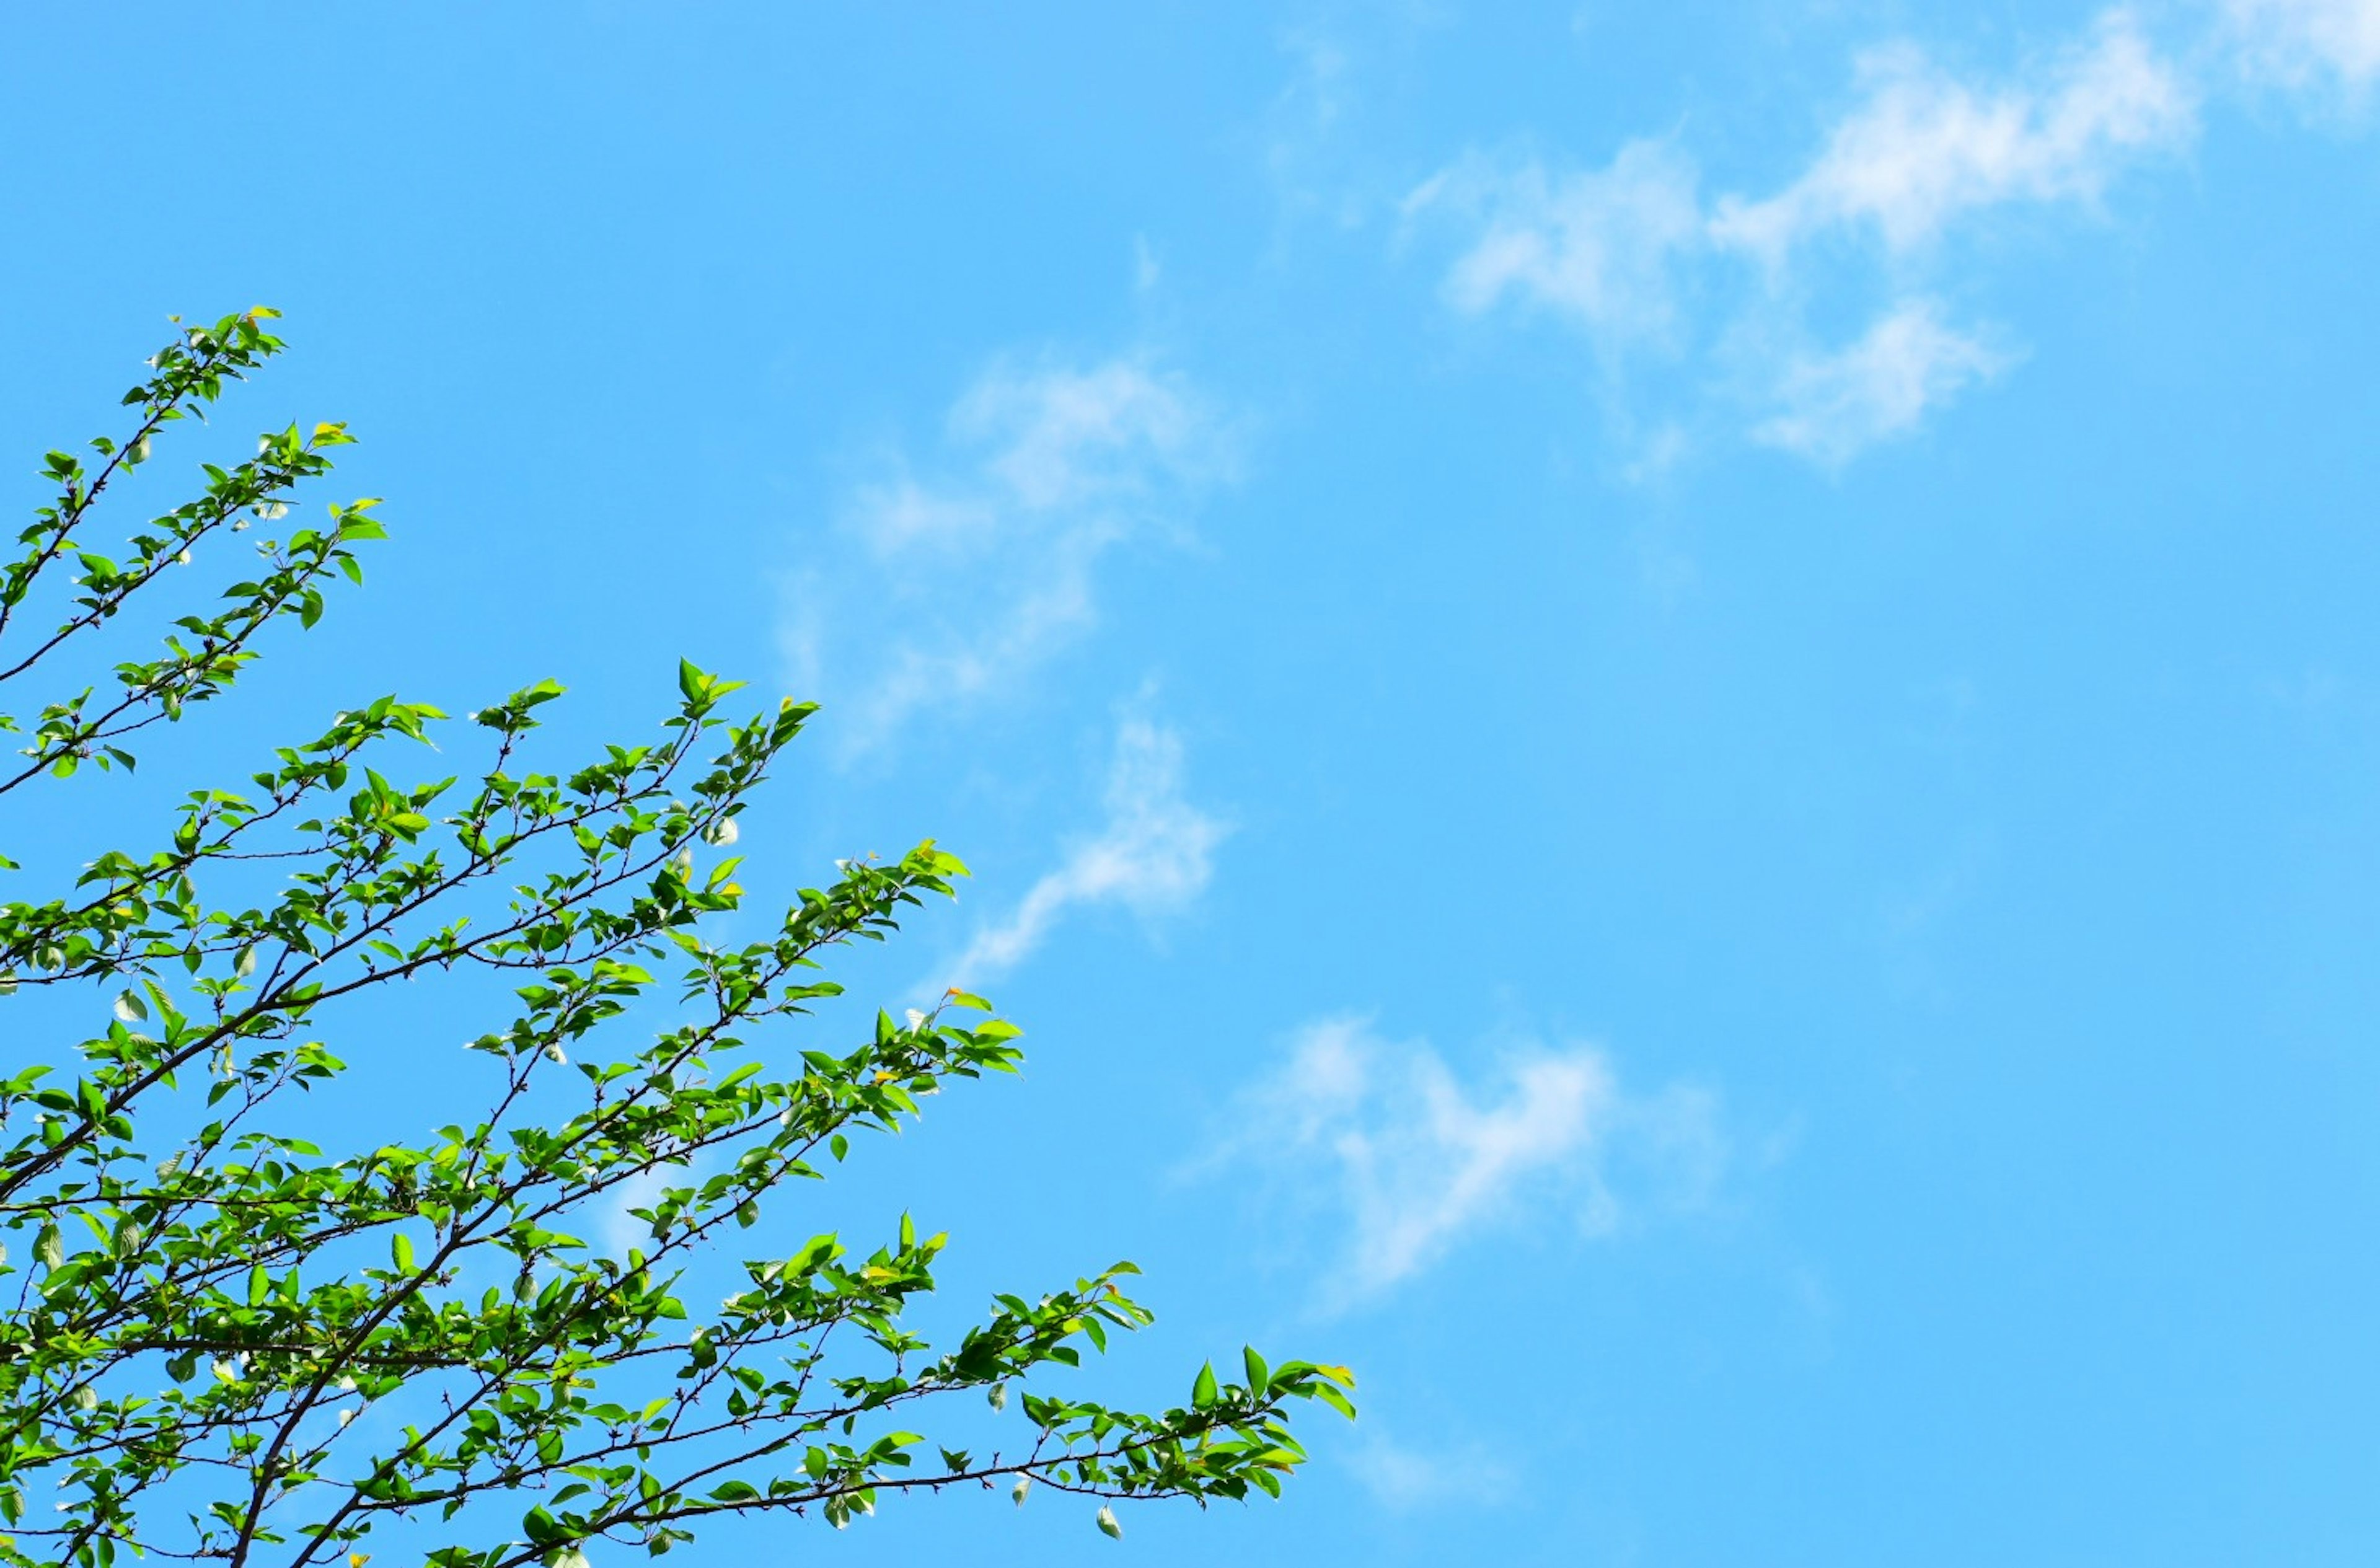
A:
[944,716,1227,985]
[2221,0,2380,95]
[782,355,1227,757]
[1752,300,2017,465]
[1406,9,2191,467]
[1279,27,1351,140]
[1225,1017,1724,1305]
[1410,139,1704,351]
[1264,12,1457,232]
[1266,27,1362,227]
[953,358,1213,511]
[1344,1429,1516,1512]
[1712,12,2195,261]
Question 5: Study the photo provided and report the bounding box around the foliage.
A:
[0,312,1352,1567]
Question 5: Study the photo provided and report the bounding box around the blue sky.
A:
[7,1,2380,1562]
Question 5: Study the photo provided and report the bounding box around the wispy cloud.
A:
[2221,0,2380,97]
[1265,26,1362,228]
[943,715,1228,987]
[782,355,1228,757]
[1344,1428,1517,1512]
[1408,9,2198,465]
[1262,9,1456,235]
[1279,27,1351,141]
[1408,139,1703,353]
[1752,300,2017,466]
[1219,1017,1724,1306]
[1711,13,2193,261]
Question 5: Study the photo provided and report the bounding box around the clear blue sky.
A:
[7,2,2380,1563]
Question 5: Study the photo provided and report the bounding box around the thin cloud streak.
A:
[1220,1017,1726,1308]
[1344,1429,1517,1512]
[1408,139,1703,353]
[782,355,1228,759]
[1753,301,2018,466]
[943,716,1228,987]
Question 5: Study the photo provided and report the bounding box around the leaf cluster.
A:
[0,317,1351,1567]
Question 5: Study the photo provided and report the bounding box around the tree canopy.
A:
[0,311,1352,1568]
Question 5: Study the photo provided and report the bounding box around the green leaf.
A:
[1311,1382,1357,1420]
[0,313,1354,1564]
